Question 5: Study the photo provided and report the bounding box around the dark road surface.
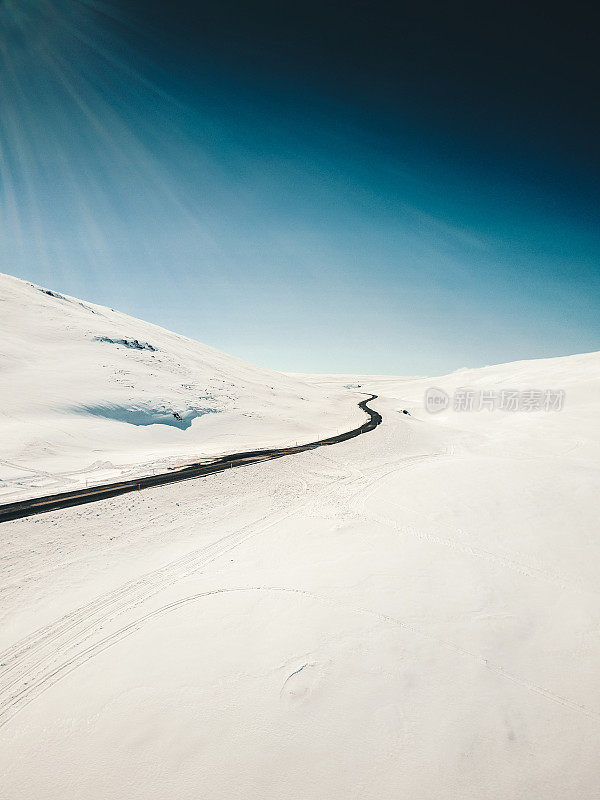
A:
[0,395,382,524]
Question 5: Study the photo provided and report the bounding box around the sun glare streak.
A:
[0,0,228,288]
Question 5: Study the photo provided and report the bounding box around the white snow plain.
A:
[1,273,600,798]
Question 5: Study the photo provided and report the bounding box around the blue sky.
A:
[1,0,599,374]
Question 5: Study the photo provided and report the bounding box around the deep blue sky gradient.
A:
[1,0,598,373]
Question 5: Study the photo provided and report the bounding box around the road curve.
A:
[0,395,382,524]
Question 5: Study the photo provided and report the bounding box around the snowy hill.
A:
[0,273,362,501]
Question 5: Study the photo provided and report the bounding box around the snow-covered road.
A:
[0,395,381,523]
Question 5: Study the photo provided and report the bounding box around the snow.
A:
[1,272,600,798]
[0,273,363,501]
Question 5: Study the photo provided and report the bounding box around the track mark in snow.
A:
[0,459,376,727]
[2,586,598,727]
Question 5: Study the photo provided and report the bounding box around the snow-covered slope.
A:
[0,273,362,501]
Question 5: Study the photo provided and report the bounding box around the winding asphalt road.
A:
[0,395,382,524]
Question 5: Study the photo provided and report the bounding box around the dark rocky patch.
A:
[95,336,157,352]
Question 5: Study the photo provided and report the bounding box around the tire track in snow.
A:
[2,586,598,728]
[0,441,383,727]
